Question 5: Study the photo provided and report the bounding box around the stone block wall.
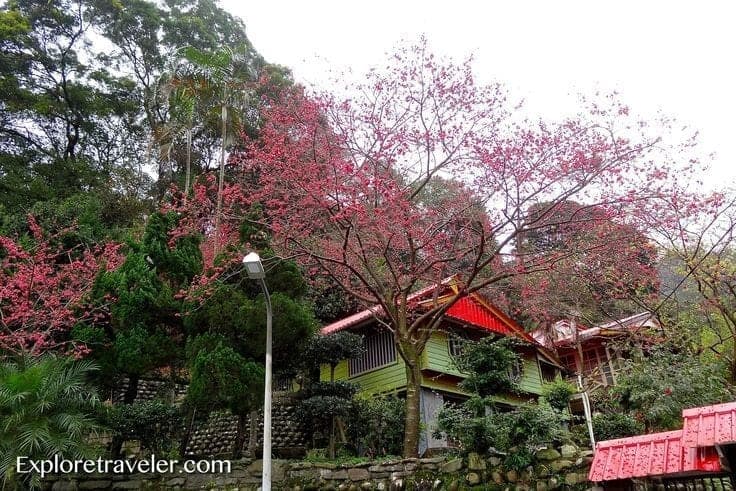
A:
[185,395,309,458]
[112,378,188,404]
[44,443,594,490]
[112,378,309,458]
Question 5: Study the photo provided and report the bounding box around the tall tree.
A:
[183,258,317,458]
[174,45,256,254]
[511,201,659,327]
[0,0,149,215]
[81,211,202,402]
[236,40,706,456]
[652,189,736,379]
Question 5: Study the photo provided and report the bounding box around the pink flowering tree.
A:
[646,186,736,379]
[510,200,660,326]
[236,40,705,456]
[0,216,122,356]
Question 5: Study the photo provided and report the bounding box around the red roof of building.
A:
[320,280,454,335]
[588,430,722,482]
[320,278,535,344]
[682,401,736,448]
[445,296,535,342]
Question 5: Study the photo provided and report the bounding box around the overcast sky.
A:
[221,0,735,187]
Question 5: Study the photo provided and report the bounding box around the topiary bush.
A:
[104,399,182,455]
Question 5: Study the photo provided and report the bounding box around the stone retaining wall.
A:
[185,397,309,458]
[44,443,593,490]
[113,378,308,458]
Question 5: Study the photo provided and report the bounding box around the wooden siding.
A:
[519,354,544,395]
[321,329,550,399]
[321,357,407,396]
[422,331,463,376]
[422,330,546,396]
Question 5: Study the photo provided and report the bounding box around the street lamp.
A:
[242,252,273,491]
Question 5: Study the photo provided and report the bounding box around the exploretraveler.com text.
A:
[16,455,231,479]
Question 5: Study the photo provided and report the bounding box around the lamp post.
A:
[242,252,272,491]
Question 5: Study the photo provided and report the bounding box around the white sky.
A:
[221,0,735,187]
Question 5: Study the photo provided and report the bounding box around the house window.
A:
[349,330,396,376]
[448,334,469,358]
[581,348,600,376]
[559,353,577,373]
[539,360,558,383]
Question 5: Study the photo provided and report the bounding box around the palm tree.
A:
[0,355,104,489]
[174,45,255,255]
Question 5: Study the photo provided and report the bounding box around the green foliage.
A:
[437,401,567,470]
[453,337,521,397]
[349,396,406,457]
[0,193,135,249]
[87,212,201,386]
[0,355,104,489]
[610,348,732,431]
[0,0,151,215]
[303,332,365,374]
[304,381,360,400]
[186,336,264,417]
[307,279,360,324]
[104,400,182,454]
[185,283,317,371]
[542,376,577,412]
[142,212,202,285]
[438,335,566,467]
[242,292,318,368]
[591,413,644,441]
[298,381,358,448]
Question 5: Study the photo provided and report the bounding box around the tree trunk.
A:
[213,104,227,255]
[185,128,192,196]
[247,409,259,457]
[232,413,248,459]
[401,345,423,458]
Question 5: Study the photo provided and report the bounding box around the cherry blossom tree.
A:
[235,40,706,456]
[649,186,736,379]
[0,216,122,356]
[511,201,660,327]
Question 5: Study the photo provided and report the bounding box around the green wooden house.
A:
[320,281,562,454]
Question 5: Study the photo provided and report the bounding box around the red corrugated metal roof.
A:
[447,297,513,335]
[588,430,721,482]
[321,289,536,344]
[682,401,736,448]
[320,304,382,335]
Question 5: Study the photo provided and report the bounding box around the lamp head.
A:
[242,252,266,279]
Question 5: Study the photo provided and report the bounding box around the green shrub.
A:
[349,396,405,457]
[542,376,577,412]
[611,348,731,431]
[453,338,521,397]
[104,400,182,454]
[592,413,644,441]
[437,399,567,469]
